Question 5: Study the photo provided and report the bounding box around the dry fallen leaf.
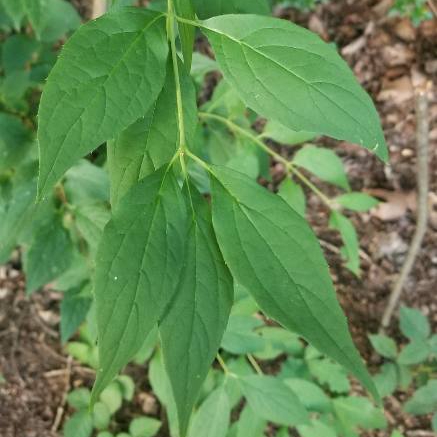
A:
[377,76,414,105]
[366,188,417,221]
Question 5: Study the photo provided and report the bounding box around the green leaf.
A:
[278,178,306,217]
[93,402,111,430]
[97,433,114,437]
[221,315,265,354]
[188,386,230,437]
[404,381,437,415]
[191,52,217,84]
[369,334,397,359]
[1,35,40,74]
[107,57,196,206]
[117,375,135,401]
[329,211,360,275]
[21,0,45,38]
[398,340,430,365]
[24,216,74,294]
[193,0,270,19]
[236,406,266,437]
[254,327,303,360]
[432,413,437,432]
[100,381,123,414]
[284,378,331,413]
[335,193,379,212]
[202,15,387,160]
[174,0,195,70]
[67,388,91,410]
[334,396,387,433]
[64,160,110,206]
[298,420,338,437]
[399,306,430,341]
[92,167,187,402]
[239,375,308,426]
[293,145,349,190]
[61,283,93,343]
[63,411,94,437]
[129,416,162,437]
[390,431,405,437]
[38,0,81,43]
[160,186,233,437]
[149,351,179,436]
[37,8,168,198]
[210,166,377,400]
[0,113,32,171]
[308,358,350,394]
[263,119,316,145]
[1,0,25,29]
[75,205,110,257]
[373,363,397,398]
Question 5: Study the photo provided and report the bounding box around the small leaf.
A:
[398,340,430,365]
[373,363,397,398]
[335,192,379,212]
[278,178,306,217]
[329,211,360,275]
[61,283,93,343]
[298,420,338,437]
[369,334,397,359]
[188,386,230,437]
[93,402,111,430]
[263,119,316,145]
[432,413,437,432]
[160,186,233,437]
[284,378,331,412]
[117,375,135,401]
[129,416,162,437]
[334,396,387,433]
[210,166,377,401]
[239,375,308,426]
[399,306,430,341]
[67,388,91,410]
[404,380,437,415]
[293,145,349,190]
[308,358,350,394]
[63,411,94,437]
[221,315,265,354]
[92,168,187,402]
[38,8,168,198]
[64,160,110,206]
[236,405,266,437]
[24,216,74,294]
[100,381,123,414]
[391,431,405,437]
[202,15,387,160]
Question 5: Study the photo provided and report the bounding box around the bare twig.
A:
[92,0,107,19]
[428,0,437,18]
[51,355,73,432]
[381,89,430,330]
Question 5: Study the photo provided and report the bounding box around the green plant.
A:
[64,375,161,437]
[2,0,392,435]
[390,0,433,25]
[370,306,437,432]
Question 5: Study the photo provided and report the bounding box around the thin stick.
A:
[247,354,263,375]
[92,0,107,19]
[428,0,437,17]
[51,355,73,432]
[380,89,430,330]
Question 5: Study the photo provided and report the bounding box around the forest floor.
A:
[0,0,436,436]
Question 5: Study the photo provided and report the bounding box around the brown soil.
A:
[1,0,437,436]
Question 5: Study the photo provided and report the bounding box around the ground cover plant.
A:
[2,0,426,436]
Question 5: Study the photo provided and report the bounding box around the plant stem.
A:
[246,353,263,375]
[216,353,230,375]
[380,89,430,330]
[167,0,186,152]
[198,111,333,208]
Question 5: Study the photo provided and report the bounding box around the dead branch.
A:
[381,88,430,330]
